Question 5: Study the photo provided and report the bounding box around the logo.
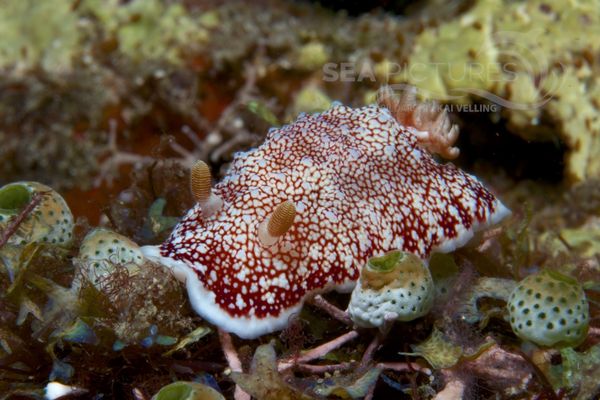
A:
[322,29,564,112]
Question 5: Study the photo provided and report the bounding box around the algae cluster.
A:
[0,0,460,190]
[395,0,600,182]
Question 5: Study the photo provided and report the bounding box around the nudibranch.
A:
[141,87,510,339]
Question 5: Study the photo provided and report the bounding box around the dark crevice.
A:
[452,110,566,183]
[300,0,417,15]
[299,0,475,17]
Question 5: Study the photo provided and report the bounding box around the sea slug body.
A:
[142,87,510,339]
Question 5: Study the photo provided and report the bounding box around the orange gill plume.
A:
[377,85,460,159]
[258,200,296,247]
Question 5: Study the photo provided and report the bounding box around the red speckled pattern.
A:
[161,104,504,320]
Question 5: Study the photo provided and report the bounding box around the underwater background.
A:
[0,0,599,399]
